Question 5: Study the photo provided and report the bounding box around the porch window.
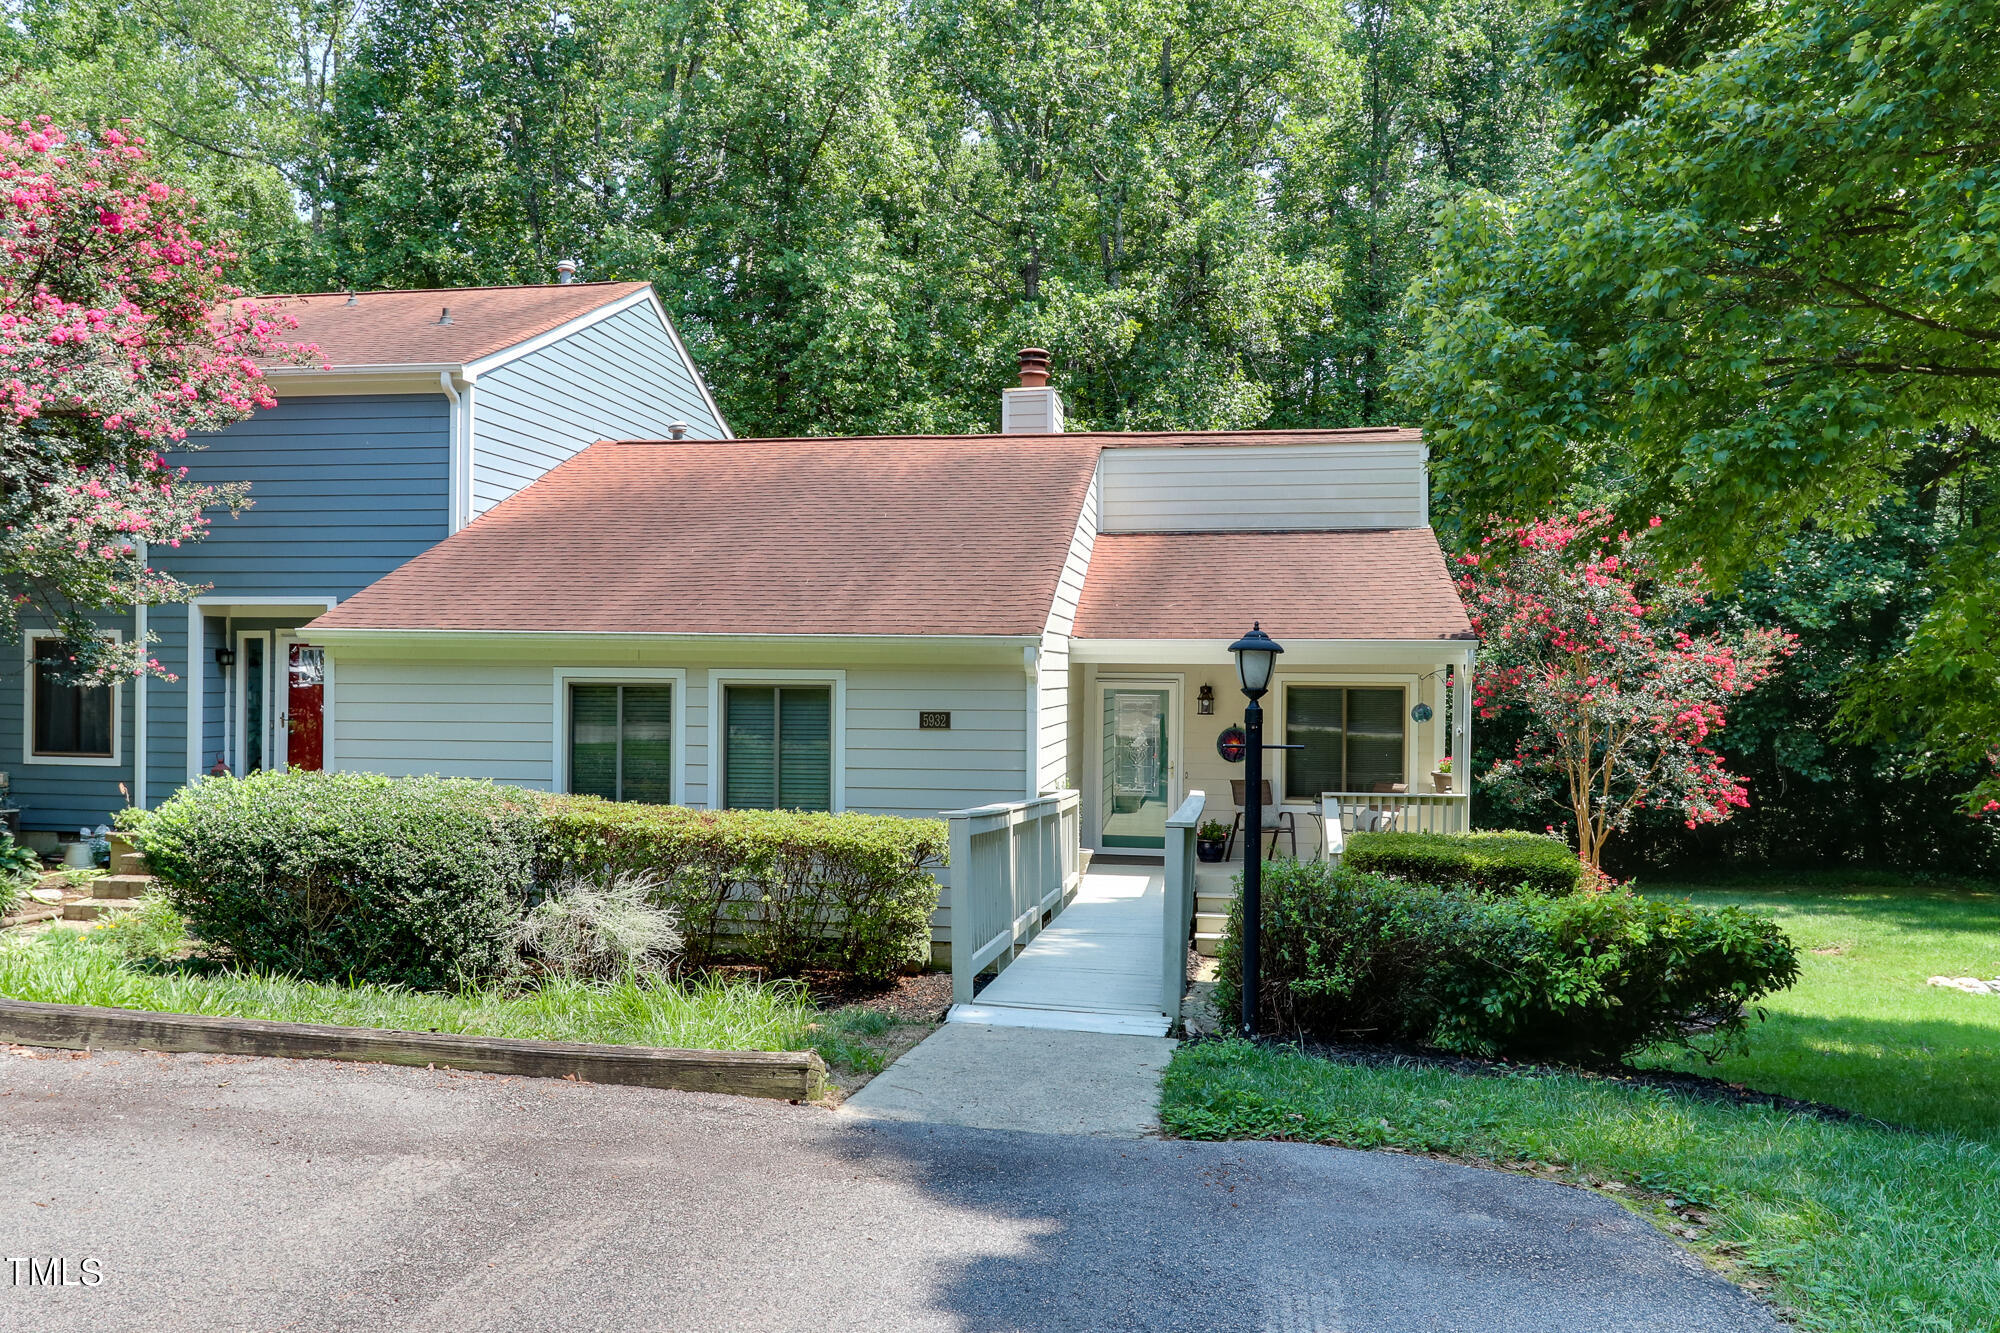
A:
[1282,685,1405,800]
[569,684,674,804]
[724,685,832,811]
[30,638,115,760]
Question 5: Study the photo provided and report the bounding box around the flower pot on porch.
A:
[1431,770,1454,794]
[1196,836,1227,863]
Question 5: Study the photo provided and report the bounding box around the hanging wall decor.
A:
[1216,725,1247,763]
[1410,702,1434,723]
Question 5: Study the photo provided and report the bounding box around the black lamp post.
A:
[1228,621,1283,1037]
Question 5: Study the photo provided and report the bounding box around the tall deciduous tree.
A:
[0,123,315,679]
[1462,513,1791,871]
[1400,0,2000,808]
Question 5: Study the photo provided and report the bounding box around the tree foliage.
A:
[0,123,315,679]
[1401,0,2000,810]
[1461,512,1791,870]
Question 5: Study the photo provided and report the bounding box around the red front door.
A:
[286,644,325,771]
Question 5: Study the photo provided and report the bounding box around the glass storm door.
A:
[284,643,325,771]
[1101,686,1172,849]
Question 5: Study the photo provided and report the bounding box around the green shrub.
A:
[515,872,682,981]
[129,771,539,989]
[1343,830,1583,895]
[0,834,38,917]
[540,798,945,981]
[1216,859,1798,1064]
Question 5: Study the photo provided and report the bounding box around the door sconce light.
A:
[215,646,237,670]
[1197,684,1215,715]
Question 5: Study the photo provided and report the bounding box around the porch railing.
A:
[1162,790,1206,1020]
[943,791,1082,1007]
[1321,791,1470,855]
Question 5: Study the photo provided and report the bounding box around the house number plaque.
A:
[919,711,952,730]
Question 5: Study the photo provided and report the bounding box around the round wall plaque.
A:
[1216,725,1247,763]
[1410,702,1434,723]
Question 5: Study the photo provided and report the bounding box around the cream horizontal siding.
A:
[1098,442,1427,532]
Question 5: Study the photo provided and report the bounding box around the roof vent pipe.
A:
[438,307,453,325]
[668,422,690,440]
[1000,347,1064,434]
[556,259,578,284]
[344,291,358,306]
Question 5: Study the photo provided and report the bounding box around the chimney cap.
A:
[667,422,690,440]
[556,259,579,284]
[1017,347,1051,388]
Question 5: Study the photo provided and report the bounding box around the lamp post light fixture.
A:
[1228,621,1284,1037]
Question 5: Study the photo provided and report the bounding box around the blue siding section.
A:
[163,393,452,595]
[472,301,727,515]
[3,394,450,830]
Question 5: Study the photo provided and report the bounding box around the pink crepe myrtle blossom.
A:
[1458,510,1793,873]
[0,120,321,683]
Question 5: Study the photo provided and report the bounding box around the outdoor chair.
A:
[1225,779,1297,860]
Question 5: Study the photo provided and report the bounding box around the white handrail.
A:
[943,791,1082,1007]
[1162,790,1206,1021]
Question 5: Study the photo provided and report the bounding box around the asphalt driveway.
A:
[0,1046,1777,1332]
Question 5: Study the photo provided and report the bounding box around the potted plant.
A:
[1195,819,1230,862]
[1431,756,1455,793]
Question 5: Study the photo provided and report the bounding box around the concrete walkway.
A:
[842,1022,1178,1137]
[947,861,1172,1036]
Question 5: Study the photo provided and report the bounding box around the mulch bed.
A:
[704,964,955,1023]
[1191,1031,1874,1126]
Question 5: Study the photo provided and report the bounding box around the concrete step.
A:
[62,898,141,922]
[1193,931,1224,958]
[91,874,155,900]
[112,851,149,876]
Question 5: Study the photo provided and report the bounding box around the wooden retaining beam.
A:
[0,997,826,1102]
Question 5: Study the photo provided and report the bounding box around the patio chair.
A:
[1224,779,1297,860]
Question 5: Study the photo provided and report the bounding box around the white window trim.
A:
[23,629,124,768]
[1275,674,1419,804]
[552,667,688,805]
[707,669,847,812]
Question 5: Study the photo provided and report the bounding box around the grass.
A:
[1163,1039,2000,1333]
[1635,872,2000,1139]
[0,918,901,1076]
[1165,870,2000,1332]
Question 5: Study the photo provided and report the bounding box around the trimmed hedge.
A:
[1216,859,1798,1064]
[540,797,945,981]
[131,771,540,989]
[1343,830,1583,895]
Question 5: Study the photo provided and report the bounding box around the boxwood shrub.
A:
[1343,830,1583,895]
[540,797,946,980]
[130,771,539,989]
[1216,859,1798,1064]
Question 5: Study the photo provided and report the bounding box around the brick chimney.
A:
[1000,347,1065,433]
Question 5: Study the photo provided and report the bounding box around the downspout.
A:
[439,372,463,532]
[133,538,147,811]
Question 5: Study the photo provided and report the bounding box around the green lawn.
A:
[1163,872,2000,1332]
[0,921,900,1076]
[1636,873,2000,1140]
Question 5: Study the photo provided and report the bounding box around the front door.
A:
[1100,685,1174,849]
[284,642,325,771]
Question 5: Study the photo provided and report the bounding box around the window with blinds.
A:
[568,684,674,804]
[724,685,832,811]
[1282,685,1406,800]
[32,638,114,758]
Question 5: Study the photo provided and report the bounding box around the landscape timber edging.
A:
[0,996,827,1101]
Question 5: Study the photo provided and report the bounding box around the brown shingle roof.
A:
[312,436,1104,636]
[1072,530,1473,641]
[244,282,653,368]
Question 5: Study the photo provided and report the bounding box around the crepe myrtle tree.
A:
[1462,512,1794,874]
[0,120,318,682]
